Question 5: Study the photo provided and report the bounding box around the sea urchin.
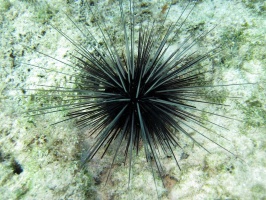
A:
[25,0,238,187]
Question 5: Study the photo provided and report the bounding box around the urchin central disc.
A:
[130,96,139,104]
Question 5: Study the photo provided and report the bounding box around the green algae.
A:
[0,0,12,12]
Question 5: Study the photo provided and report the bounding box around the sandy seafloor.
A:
[0,0,266,199]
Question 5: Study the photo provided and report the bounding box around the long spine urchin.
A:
[26,0,239,186]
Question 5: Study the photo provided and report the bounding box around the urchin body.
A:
[27,0,237,186]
